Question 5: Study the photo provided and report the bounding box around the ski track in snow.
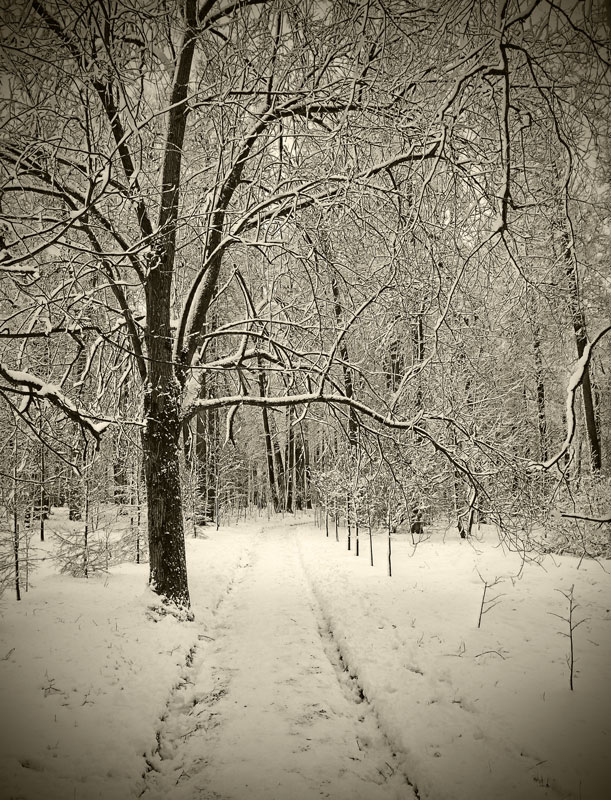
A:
[141,523,417,800]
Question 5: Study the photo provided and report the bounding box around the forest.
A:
[1,3,610,799]
[0,0,610,608]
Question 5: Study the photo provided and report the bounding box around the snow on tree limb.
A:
[560,511,611,525]
[0,363,111,441]
[528,325,611,472]
[0,261,38,275]
[183,390,416,426]
[187,390,481,493]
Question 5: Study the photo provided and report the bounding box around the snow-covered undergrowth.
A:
[297,521,611,800]
[0,510,609,800]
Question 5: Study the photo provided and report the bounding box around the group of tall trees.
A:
[0,0,609,612]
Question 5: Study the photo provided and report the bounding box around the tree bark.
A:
[143,259,190,610]
[411,310,426,533]
[330,272,358,447]
[285,406,295,512]
[258,356,281,511]
[562,232,602,471]
[142,380,190,610]
[139,0,197,610]
[532,322,548,462]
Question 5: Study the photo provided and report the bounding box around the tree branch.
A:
[560,512,611,524]
[528,325,611,472]
[30,0,154,241]
[0,363,111,441]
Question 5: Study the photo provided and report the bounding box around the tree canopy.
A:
[1,0,609,610]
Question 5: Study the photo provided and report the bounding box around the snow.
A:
[298,524,611,800]
[0,512,253,800]
[142,523,414,800]
[1,512,609,800]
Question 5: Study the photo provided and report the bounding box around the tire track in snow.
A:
[314,619,420,799]
[140,523,419,799]
[296,537,420,800]
[140,541,257,796]
[296,531,569,800]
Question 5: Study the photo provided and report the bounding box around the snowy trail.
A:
[142,523,417,800]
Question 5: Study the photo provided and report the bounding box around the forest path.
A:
[141,522,417,800]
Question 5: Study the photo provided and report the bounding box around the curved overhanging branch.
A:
[183,390,484,495]
[528,324,611,473]
[184,390,422,429]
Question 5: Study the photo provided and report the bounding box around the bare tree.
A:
[1,0,608,612]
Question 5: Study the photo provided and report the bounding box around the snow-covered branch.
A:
[183,390,423,431]
[528,325,611,472]
[0,363,111,441]
[560,511,611,525]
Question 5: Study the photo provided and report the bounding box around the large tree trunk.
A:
[144,257,190,610]
[142,378,190,611]
[553,179,602,470]
[140,0,196,611]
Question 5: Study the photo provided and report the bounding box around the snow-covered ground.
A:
[298,521,611,800]
[0,510,609,800]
